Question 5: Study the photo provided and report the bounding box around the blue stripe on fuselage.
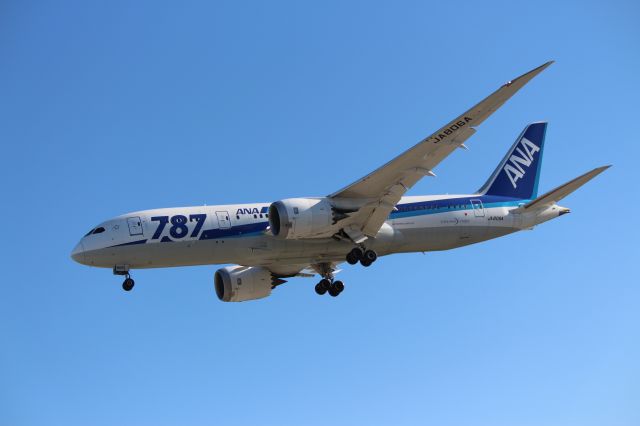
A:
[199,221,268,240]
[111,239,148,247]
[390,195,526,219]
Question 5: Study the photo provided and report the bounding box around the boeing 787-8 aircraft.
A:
[71,61,609,302]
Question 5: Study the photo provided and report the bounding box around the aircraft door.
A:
[216,211,231,229]
[470,199,485,217]
[511,202,525,229]
[127,216,143,236]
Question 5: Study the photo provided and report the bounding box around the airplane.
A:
[71,61,610,302]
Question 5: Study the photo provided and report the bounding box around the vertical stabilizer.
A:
[478,122,547,199]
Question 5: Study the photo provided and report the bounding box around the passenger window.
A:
[293,207,299,214]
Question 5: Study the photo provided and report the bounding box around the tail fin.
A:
[478,122,547,199]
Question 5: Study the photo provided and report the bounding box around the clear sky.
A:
[1,1,639,425]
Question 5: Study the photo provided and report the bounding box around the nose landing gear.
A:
[122,276,135,291]
[113,265,135,292]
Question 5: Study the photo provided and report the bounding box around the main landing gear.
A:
[346,247,378,267]
[113,265,135,292]
[315,278,345,297]
[314,263,344,297]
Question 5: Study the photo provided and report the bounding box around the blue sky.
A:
[1,1,639,425]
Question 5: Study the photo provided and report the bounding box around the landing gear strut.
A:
[346,247,377,267]
[114,265,135,292]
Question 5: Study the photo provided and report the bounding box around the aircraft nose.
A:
[71,240,86,264]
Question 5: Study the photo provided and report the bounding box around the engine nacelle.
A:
[214,266,274,302]
[268,198,332,239]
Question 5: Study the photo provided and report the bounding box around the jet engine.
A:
[214,265,283,302]
[268,198,333,239]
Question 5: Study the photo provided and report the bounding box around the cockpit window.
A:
[92,227,105,234]
[84,228,95,237]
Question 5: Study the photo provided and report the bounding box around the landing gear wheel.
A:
[122,277,135,292]
[315,279,331,295]
[328,280,345,297]
[315,282,327,295]
[346,248,363,265]
[363,249,377,263]
[360,258,372,267]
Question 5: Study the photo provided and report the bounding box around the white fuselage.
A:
[71,193,564,275]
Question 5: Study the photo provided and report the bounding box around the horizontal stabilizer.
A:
[518,165,611,211]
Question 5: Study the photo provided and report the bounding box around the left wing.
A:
[328,61,554,243]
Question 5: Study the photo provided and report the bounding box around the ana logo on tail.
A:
[503,137,540,188]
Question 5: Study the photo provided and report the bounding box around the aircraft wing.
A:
[328,61,554,243]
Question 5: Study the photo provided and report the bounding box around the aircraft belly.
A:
[94,240,221,268]
[252,238,348,266]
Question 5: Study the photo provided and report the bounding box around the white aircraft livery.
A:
[71,61,609,301]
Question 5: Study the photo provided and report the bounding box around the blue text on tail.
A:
[478,122,547,200]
